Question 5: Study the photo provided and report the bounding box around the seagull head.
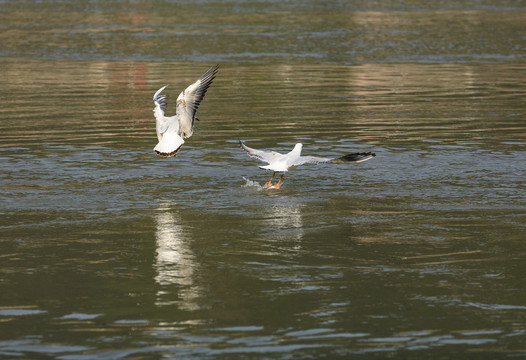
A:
[292,143,303,154]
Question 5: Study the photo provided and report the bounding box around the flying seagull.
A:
[152,65,219,157]
[239,141,375,188]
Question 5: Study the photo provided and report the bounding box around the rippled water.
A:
[1,0,526,359]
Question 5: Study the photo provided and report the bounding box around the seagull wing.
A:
[153,86,170,142]
[334,152,376,163]
[239,141,283,164]
[292,155,334,166]
[176,65,219,139]
[153,85,169,114]
[293,152,376,166]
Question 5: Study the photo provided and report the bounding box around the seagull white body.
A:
[256,143,303,172]
[239,141,375,188]
[152,65,218,157]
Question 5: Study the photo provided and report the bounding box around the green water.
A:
[1,1,526,358]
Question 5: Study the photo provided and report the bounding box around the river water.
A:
[1,1,526,359]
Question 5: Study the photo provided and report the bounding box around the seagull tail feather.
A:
[154,144,184,158]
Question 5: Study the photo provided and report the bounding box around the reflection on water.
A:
[1,1,524,64]
[1,59,525,358]
[1,60,525,152]
[0,57,526,358]
[263,202,304,246]
[154,200,202,311]
[242,178,304,246]
[1,0,526,358]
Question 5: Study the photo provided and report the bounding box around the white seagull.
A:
[239,141,376,188]
[152,65,219,157]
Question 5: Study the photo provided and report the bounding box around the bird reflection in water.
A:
[264,202,305,248]
[154,200,202,311]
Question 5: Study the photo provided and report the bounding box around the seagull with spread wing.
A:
[152,65,218,157]
[239,141,375,188]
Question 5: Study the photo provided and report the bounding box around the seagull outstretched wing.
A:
[153,85,169,114]
[151,66,218,158]
[176,65,219,138]
[239,140,376,188]
[239,141,283,164]
[295,152,376,166]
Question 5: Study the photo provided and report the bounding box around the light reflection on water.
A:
[2,1,526,358]
[154,200,203,311]
[1,114,526,358]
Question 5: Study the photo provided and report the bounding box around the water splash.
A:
[242,177,265,190]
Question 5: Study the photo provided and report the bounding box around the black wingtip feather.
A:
[336,152,376,163]
[189,65,219,113]
[154,94,169,113]
[200,65,219,85]
[238,140,247,152]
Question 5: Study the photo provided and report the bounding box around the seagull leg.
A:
[274,174,284,189]
[265,172,275,187]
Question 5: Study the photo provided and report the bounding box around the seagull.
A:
[239,141,375,188]
[152,65,219,157]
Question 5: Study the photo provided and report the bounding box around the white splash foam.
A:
[242,177,265,190]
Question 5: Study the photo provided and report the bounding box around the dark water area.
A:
[1,0,526,359]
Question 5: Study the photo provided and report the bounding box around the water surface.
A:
[1,1,526,359]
